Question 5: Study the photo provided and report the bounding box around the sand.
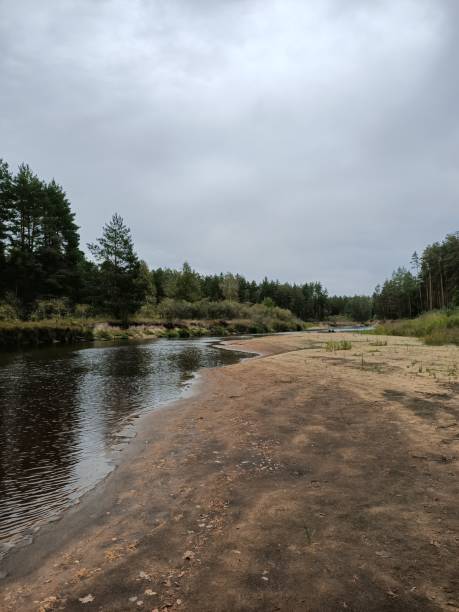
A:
[1,332,458,611]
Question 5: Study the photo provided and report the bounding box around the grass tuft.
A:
[325,340,352,351]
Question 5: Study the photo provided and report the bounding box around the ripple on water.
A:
[0,337,246,557]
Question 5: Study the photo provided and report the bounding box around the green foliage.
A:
[424,329,459,346]
[1,158,384,332]
[325,340,352,351]
[88,213,149,324]
[30,299,69,320]
[373,267,419,319]
[219,273,239,301]
[0,302,19,321]
[74,303,92,318]
[157,298,249,321]
[0,160,83,308]
[375,309,459,345]
[174,262,202,302]
[262,297,275,308]
[0,320,94,347]
[154,298,302,333]
[344,296,372,322]
[374,232,459,318]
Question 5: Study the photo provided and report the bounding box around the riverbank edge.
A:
[0,336,264,578]
[0,318,314,349]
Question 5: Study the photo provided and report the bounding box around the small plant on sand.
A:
[303,524,315,545]
[325,340,352,351]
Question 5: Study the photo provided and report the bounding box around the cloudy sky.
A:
[1,0,457,294]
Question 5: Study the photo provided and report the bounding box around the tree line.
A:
[0,159,374,323]
[373,232,459,319]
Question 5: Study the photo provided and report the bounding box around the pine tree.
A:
[0,160,13,295]
[174,262,201,302]
[219,273,239,301]
[88,213,148,323]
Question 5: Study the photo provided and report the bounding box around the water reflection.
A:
[0,338,244,556]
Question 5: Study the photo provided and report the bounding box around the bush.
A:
[73,303,92,318]
[206,300,250,319]
[325,340,352,351]
[424,328,459,346]
[209,324,230,336]
[155,298,301,331]
[158,298,195,320]
[0,302,19,321]
[375,309,459,345]
[30,299,69,320]
[0,320,94,347]
[158,298,252,321]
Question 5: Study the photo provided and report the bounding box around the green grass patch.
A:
[375,309,459,346]
[325,340,352,351]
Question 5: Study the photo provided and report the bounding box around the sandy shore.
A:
[1,332,459,611]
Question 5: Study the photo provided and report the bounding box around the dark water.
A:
[307,325,374,334]
[0,337,246,558]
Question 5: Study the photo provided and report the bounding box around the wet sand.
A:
[1,332,459,611]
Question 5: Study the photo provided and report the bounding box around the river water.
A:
[0,337,247,558]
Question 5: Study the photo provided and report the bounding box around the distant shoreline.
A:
[0,317,318,349]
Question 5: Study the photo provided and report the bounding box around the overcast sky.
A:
[1,0,458,294]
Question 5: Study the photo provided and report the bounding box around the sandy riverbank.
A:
[1,332,459,611]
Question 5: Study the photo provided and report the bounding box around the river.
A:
[0,337,247,559]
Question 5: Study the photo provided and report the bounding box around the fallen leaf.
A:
[38,596,58,610]
[78,594,94,604]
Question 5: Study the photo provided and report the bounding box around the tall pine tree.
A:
[88,213,148,323]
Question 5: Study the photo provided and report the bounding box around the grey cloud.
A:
[1,0,458,293]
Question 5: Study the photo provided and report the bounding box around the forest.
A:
[1,160,458,331]
[0,160,371,326]
[373,236,459,319]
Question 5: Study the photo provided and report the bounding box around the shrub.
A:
[375,309,459,345]
[158,298,195,320]
[424,328,459,346]
[30,299,69,320]
[206,300,250,319]
[325,340,352,351]
[0,302,19,321]
[73,303,92,318]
